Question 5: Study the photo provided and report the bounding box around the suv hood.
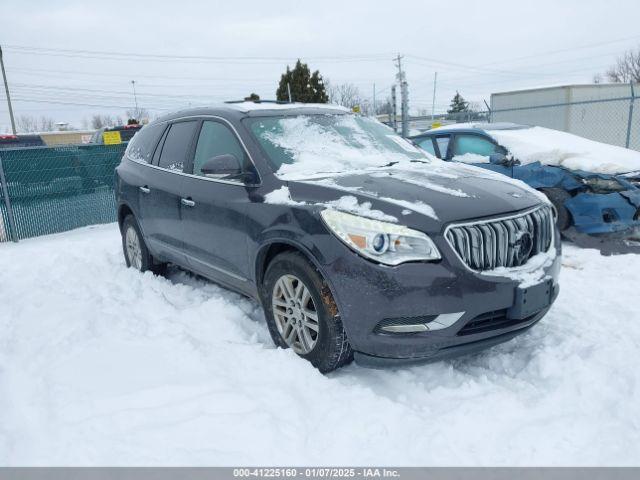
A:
[288,162,545,226]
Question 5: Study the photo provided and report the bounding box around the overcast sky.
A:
[1,0,640,132]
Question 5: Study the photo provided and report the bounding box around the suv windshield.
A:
[247,114,431,179]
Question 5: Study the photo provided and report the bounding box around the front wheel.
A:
[262,251,353,373]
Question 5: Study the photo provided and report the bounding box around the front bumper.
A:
[319,230,562,362]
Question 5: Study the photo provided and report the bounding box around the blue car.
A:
[410,123,640,241]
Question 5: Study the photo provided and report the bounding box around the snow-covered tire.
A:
[262,251,353,373]
[540,188,572,231]
[121,215,166,275]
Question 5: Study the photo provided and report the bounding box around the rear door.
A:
[140,120,198,263]
[180,119,258,289]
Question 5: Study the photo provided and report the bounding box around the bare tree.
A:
[39,116,55,132]
[17,115,39,133]
[327,82,363,110]
[91,114,121,129]
[606,46,640,83]
[126,107,149,124]
[375,96,393,115]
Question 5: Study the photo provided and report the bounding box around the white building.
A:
[490,83,639,151]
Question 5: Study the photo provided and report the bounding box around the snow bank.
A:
[491,126,640,174]
[1,225,640,465]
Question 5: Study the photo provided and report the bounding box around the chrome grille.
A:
[445,206,554,271]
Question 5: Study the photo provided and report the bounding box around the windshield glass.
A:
[247,114,432,179]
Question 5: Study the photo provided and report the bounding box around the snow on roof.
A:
[224,101,350,113]
[432,123,640,174]
[431,122,527,132]
[491,126,640,175]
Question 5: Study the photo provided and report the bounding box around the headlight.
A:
[320,209,440,265]
[581,177,625,193]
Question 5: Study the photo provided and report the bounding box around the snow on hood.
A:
[490,126,640,175]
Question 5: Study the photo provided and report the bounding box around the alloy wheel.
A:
[125,226,143,270]
[271,274,320,354]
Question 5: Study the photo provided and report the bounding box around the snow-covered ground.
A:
[1,224,639,466]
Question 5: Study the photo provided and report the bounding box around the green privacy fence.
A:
[0,143,128,242]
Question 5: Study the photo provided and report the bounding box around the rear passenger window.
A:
[192,121,249,177]
[416,138,436,156]
[157,121,198,171]
[125,123,165,163]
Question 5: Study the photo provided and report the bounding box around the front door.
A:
[180,119,257,289]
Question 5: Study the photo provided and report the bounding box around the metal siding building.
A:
[490,83,639,151]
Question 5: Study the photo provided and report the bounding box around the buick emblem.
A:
[512,231,533,263]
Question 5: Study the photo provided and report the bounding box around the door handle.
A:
[181,197,196,207]
[139,186,150,194]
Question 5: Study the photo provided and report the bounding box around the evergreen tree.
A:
[245,93,260,101]
[276,60,328,103]
[447,91,469,114]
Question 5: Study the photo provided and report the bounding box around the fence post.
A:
[0,154,18,242]
[625,82,635,149]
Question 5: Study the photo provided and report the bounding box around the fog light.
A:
[378,312,465,333]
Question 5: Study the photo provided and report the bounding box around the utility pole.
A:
[391,85,398,132]
[287,83,292,103]
[394,54,409,137]
[372,83,376,117]
[431,72,438,121]
[130,80,139,118]
[0,45,17,135]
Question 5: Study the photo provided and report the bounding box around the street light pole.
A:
[0,45,17,134]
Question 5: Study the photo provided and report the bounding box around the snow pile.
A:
[263,186,304,206]
[325,196,398,222]
[484,247,557,287]
[452,152,491,164]
[259,115,432,180]
[225,102,350,113]
[378,197,438,220]
[263,188,398,223]
[1,225,640,465]
[490,126,640,174]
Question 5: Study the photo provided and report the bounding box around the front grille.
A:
[445,206,554,271]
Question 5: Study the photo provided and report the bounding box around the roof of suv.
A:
[154,102,351,123]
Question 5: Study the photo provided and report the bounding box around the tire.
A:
[262,251,353,373]
[540,188,572,231]
[121,215,167,275]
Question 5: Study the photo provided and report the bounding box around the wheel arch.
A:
[254,239,343,315]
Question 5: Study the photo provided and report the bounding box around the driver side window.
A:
[193,121,248,178]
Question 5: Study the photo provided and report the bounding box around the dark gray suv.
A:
[115,102,561,372]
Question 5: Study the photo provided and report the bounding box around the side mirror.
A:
[200,154,258,183]
[201,154,242,177]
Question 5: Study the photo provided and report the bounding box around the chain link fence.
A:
[0,143,127,242]
[406,85,639,152]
